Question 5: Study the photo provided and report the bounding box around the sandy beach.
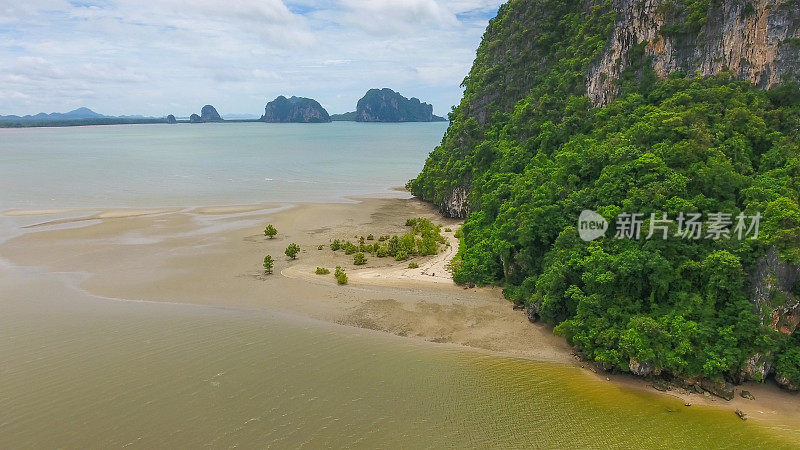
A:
[2,197,798,430]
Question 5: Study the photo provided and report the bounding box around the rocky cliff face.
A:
[750,247,800,337]
[355,88,445,122]
[261,96,331,123]
[745,247,800,387]
[587,0,800,106]
[442,186,470,218]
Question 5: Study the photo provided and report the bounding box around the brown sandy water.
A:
[2,271,799,448]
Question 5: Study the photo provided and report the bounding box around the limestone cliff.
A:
[588,0,800,105]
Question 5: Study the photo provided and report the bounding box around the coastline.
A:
[2,196,798,433]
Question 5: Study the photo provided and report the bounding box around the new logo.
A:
[578,210,608,241]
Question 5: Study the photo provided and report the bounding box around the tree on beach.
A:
[285,243,300,259]
[264,224,277,239]
[263,255,274,274]
[353,252,367,265]
[334,266,348,285]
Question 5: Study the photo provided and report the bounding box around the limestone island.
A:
[189,105,223,123]
[261,96,331,123]
[331,88,446,122]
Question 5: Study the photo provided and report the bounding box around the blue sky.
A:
[0,0,504,117]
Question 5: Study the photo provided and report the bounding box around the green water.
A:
[1,273,796,448]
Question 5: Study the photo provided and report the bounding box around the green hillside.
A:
[409,0,800,387]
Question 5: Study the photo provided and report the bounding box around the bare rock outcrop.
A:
[776,372,800,391]
[587,0,800,106]
[749,247,800,336]
[442,187,470,218]
[629,357,657,377]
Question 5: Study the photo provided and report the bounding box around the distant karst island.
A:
[332,88,446,122]
[0,88,448,128]
[189,105,224,123]
[261,96,331,123]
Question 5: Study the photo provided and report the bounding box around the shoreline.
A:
[1,196,798,432]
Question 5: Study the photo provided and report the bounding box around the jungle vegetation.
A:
[408,0,800,385]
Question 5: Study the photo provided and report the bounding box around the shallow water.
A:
[2,272,797,448]
[1,123,798,447]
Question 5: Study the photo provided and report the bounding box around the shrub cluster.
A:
[327,218,446,264]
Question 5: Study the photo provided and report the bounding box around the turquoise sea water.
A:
[0,122,447,209]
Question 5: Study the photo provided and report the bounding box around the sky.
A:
[0,0,505,117]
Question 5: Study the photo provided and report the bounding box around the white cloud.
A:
[338,0,457,34]
[0,0,505,116]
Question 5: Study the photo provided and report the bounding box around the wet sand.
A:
[2,197,798,430]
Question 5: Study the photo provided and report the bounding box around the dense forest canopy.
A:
[409,0,800,387]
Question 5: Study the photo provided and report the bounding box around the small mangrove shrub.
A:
[334,266,348,285]
[263,255,274,274]
[353,252,367,265]
[284,243,300,259]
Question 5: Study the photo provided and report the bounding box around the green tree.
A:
[263,255,274,274]
[354,252,367,265]
[285,243,300,259]
[264,224,277,239]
